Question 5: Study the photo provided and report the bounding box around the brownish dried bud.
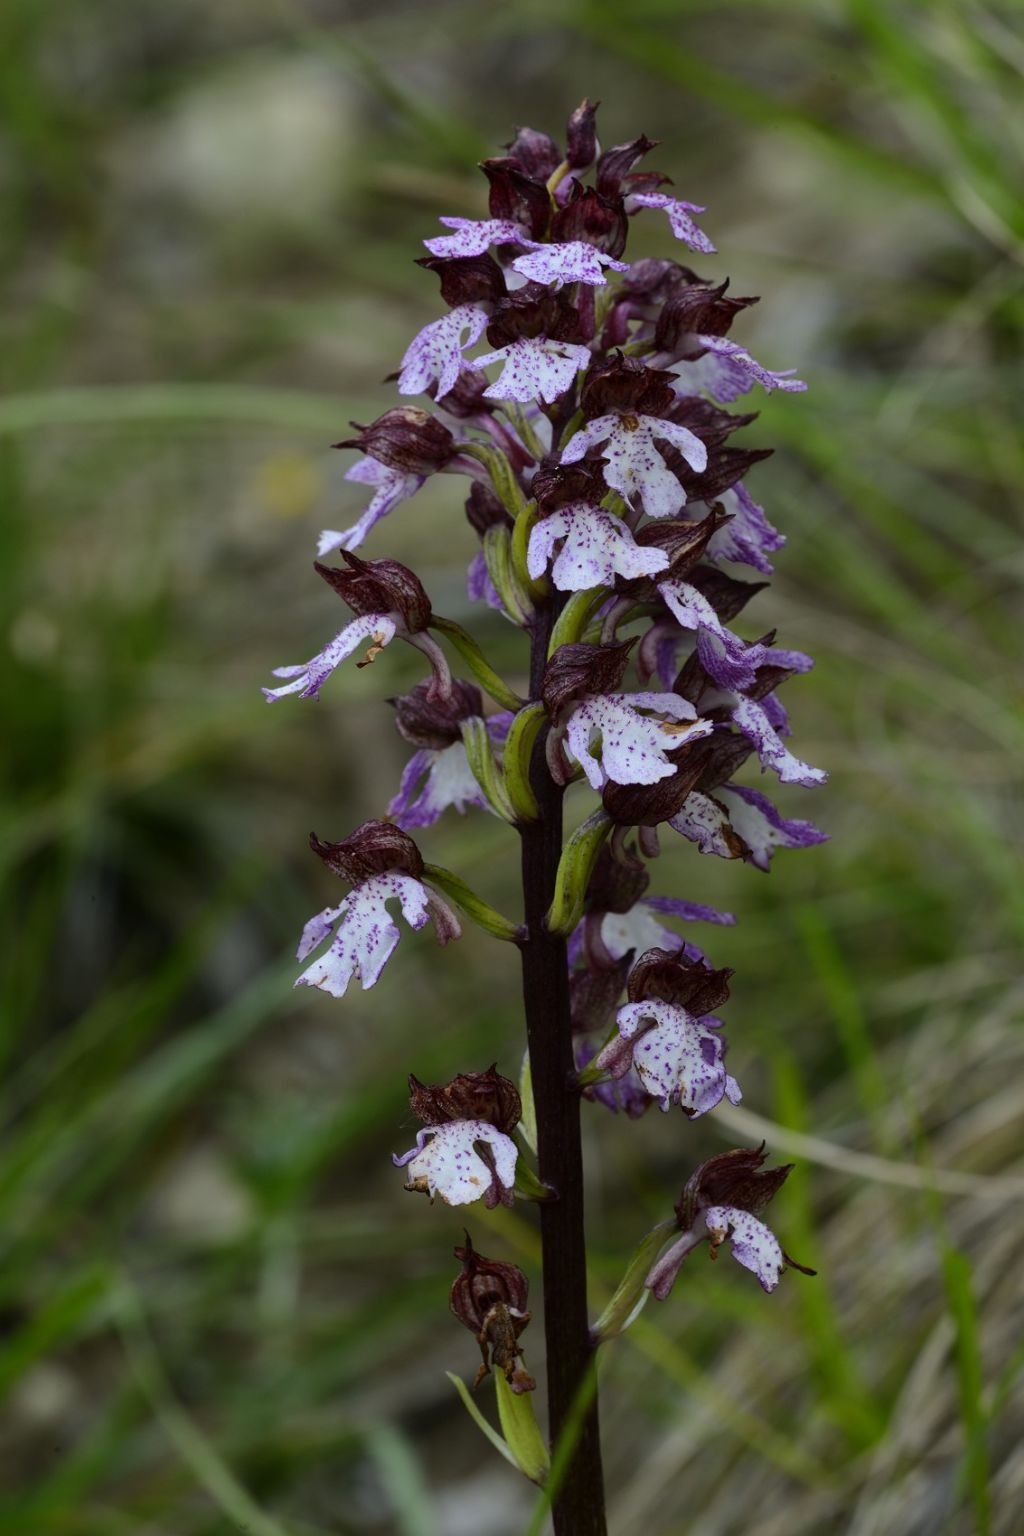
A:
[390,678,483,750]
[428,364,495,420]
[309,820,424,883]
[596,133,659,196]
[336,407,455,476]
[675,1144,794,1231]
[694,732,755,793]
[315,552,432,632]
[505,124,561,180]
[626,507,732,588]
[570,951,632,1034]
[532,458,607,512]
[627,948,733,1015]
[408,1066,522,1135]
[481,157,551,241]
[655,279,759,354]
[451,1235,535,1392]
[677,445,774,502]
[485,285,581,348]
[585,843,650,913]
[565,98,599,170]
[465,480,512,536]
[550,183,628,259]
[580,353,677,420]
[541,639,635,714]
[416,252,507,309]
[669,396,759,449]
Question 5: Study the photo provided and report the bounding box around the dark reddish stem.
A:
[518,600,607,1535]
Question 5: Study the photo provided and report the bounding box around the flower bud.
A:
[309,820,424,883]
[485,285,582,348]
[465,480,512,536]
[505,124,561,181]
[655,279,759,354]
[596,134,659,197]
[416,252,508,308]
[677,445,774,502]
[408,1065,522,1135]
[335,407,455,475]
[541,639,635,714]
[627,507,732,586]
[670,396,759,449]
[451,1234,535,1392]
[429,364,496,420]
[626,947,733,1015]
[565,98,599,171]
[694,731,755,792]
[481,157,551,241]
[571,952,632,1033]
[391,678,484,750]
[580,353,677,420]
[315,552,432,632]
[550,183,628,259]
[531,458,606,512]
[674,1144,794,1231]
[585,843,650,914]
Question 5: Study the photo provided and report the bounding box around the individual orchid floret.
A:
[423,217,538,259]
[262,612,398,702]
[394,1067,521,1208]
[450,1235,536,1393]
[646,1145,816,1299]
[732,693,827,787]
[575,1038,651,1119]
[399,305,490,400]
[626,191,716,254]
[474,336,592,404]
[705,481,786,574]
[585,894,735,971]
[562,356,708,518]
[320,408,456,555]
[684,334,807,402]
[387,679,509,830]
[294,823,461,998]
[716,784,827,870]
[528,504,670,591]
[320,458,423,556]
[512,241,629,288]
[565,691,712,790]
[658,577,770,691]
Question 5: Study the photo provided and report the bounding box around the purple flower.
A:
[387,743,487,829]
[681,335,807,401]
[607,998,742,1114]
[511,242,629,288]
[262,613,397,702]
[626,191,716,253]
[704,482,785,574]
[585,894,734,970]
[472,336,592,404]
[393,1120,518,1207]
[561,412,708,519]
[423,217,535,258]
[705,1206,787,1291]
[295,870,460,998]
[398,305,489,400]
[319,459,423,556]
[731,694,827,786]
[658,577,770,691]
[564,691,713,790]
[528,504,670,591]
[718,784,827,870]
[467,549,504,610]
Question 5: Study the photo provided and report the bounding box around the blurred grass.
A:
[1,1,1022,1533]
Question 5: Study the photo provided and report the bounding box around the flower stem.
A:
[518,601,607,1535]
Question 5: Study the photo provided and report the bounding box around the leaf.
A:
[494,1370,550,1483]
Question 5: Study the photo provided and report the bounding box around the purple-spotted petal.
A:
[528,503,670,591]
[473,337,591,405]
[387,740,489,829]
[263,613,397,702]
[398,304,489,400]
[718,784,827,871]
[644,895,736,926]
[658,578,768,690]
[732,695,827,786]
[668,791,743,858]
[705,482,785,574]
[705,1205,784,1292]
[511,241,629,288]
[467,550,504,611]
[319,460,424,556]
[294,871,431,997]
[696,335,807,394]
[423,217,533,258]
[565,692,711,790]
[561,414,707,520]
[627,192,716,254]
[393,1120,518,1206]
[616,998,742,1115]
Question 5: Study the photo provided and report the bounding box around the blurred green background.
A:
[2,1,1022,1532]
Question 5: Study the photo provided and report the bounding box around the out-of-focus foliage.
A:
[1,2,1022,1532]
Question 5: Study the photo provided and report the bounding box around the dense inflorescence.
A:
[265,100,823,1486]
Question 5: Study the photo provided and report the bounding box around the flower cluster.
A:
[267,100,825,1427]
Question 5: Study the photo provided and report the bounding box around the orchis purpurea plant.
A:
[265,100,825,1534]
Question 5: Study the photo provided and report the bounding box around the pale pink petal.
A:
[393,1121,519,1206]
[559,414,618,464]
[705,482,785,574]
[511,241,630,288]
[295,871,430,998]
[473,337,591,404]
[658,578,767,690]
[388,741,489,829]
[423,217,533,258]
[398,304,489,399]
[565,693,712,790]
[696,335,807,394]
[318,460,423,556]
[718,784,827,871]
[732,695,827,786]
[627,192,716,254]
[616,999,741,1115]
[668,791,743,858]
[705,1205,785,1292]
[527,503,670,591]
